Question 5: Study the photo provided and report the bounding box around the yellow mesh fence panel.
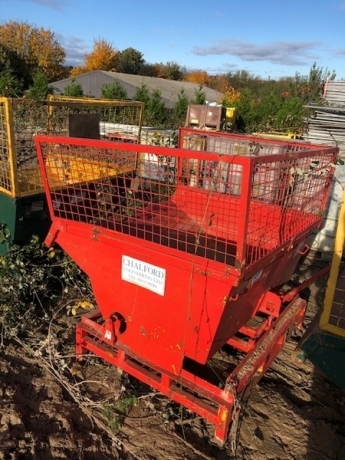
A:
[0,98,15,196]
[0,97,144,198]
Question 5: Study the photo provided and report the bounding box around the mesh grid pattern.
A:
[37,140,243,266]
[0,99,12,194]
[329,265,345,329]
[0,98,143,198]
[36,136,337,270]
[245,153,335,265]
[179,128,320,156]
[179,128,337,267]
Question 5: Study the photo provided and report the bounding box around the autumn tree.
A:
[70,66,87,77]
[156,62,185,80]
[85,39,118,71]
[185,70,210,86]
[220,86,241,107]
[208,74,229,93]
[0,21,66,83]
[116,48,145,75]
[138,63,161,77]
[70,39,117,76]
[138,62,185,80]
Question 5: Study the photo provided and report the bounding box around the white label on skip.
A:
[121,256,166,296]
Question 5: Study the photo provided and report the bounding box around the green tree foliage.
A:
[0,70,21,97]
[63,79,84,97]
[0,44,30,93]
[26,71,54,100]
[138,62,186,80]
[138,63,160,77]
[171,88,190,126]
[145,89,167,126]
[133,83,151,105]
[228,63,337,133]
[157,62,185,80]
[191,85,206,105]
[101,81,127,99]
[233,88,258,132]
[133,84,167,126]
[226,70,262,96]
[307,62,336,100]
[233,88,305,133]
[116,47,145,75]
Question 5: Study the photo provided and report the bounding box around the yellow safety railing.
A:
[319,188,345,337]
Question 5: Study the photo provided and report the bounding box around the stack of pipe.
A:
[304,81,345,154]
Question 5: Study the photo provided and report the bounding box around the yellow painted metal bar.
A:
[252,131,298,140]
[47,96,54,132]
[0,97,11,196]
[45,152,134,187]
[319,322,345,338]
[47,95,144,142]
[4,98,18,198]
[48,94,144,108]
[319,186,345,337]
[137,103,143,144]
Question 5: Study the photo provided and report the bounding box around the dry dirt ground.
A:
[1,253,345,460]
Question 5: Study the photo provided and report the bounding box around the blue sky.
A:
[1,0,344,80]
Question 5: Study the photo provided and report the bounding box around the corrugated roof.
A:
[50,70,223,108]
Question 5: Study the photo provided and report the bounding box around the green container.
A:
[0,192,50,255]
[297,326,345,390]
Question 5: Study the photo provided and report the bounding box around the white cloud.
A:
[17,0,65,10]
[57,35,88,66]
[192,40,321,67]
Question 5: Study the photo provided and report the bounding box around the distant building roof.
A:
[50,70,223,109]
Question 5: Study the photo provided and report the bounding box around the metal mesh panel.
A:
[48,96,143,141]
[36,136,337,271]
[179,128,319,156]
[329,264,345,329]
[0,99,13,195]
[245,152,336,265]
[12,100,52,196]
[0,98,143,198]
[36,139,243,266]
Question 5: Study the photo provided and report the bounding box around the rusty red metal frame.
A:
[33,134,338,447]
[76,295,307,446]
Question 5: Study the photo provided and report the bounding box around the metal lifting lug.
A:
[103,317,116,345]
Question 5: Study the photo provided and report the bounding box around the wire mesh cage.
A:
[0,97,144,199]
[35,135,337,272]
[34,133,339,445]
